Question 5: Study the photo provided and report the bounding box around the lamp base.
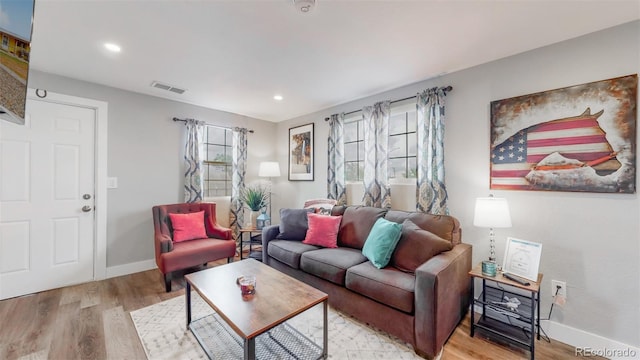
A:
[481,260,497,277]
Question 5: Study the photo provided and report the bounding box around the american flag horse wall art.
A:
[489,74,637,193]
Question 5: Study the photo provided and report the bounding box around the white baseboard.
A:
[106,259,157,279]
[540,320,639,360]
[473,305,639,359]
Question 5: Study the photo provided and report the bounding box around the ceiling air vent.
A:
[150,81,186,95]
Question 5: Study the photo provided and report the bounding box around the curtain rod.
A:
[172,117,254,133]
[326,85,453,120]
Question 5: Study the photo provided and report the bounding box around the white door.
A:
[0,98,96,299]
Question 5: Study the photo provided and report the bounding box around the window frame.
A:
[202,125,233,197]
[343,100,418,183]
[343,118,364,182]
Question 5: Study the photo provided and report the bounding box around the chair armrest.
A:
[205,215,233,240]
[155,233,173,253]
[414,243,472,357]
[261,224,281,265]
[210,224,233,240]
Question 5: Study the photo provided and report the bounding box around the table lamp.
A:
[473,195,512,276]
[258,161,281,229]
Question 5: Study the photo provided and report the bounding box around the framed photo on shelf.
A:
[502,237,542,281]
[288,123,314,181]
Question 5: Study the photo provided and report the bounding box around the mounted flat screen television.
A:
[0,0,35,125]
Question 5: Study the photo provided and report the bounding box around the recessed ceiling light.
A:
[104,43,121,52]
[273,95,283,101]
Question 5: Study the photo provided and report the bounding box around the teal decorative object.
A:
[482,260,497,277]
[256,211,270,230]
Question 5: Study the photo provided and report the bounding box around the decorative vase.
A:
[249,210,260,229]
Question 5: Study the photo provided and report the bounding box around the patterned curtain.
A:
[362,101,391,208]
[183,119,205,203]
[416,87,449,214]
[327,113,347,205]
[230,127,248,241]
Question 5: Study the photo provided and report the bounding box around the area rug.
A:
[130,292,431,360]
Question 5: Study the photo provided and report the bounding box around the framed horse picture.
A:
[489,74,637,193]
[288,123,314,181]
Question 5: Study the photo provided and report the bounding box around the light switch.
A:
[107,177,118,189]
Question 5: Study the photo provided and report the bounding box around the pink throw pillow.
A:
[169,211,208,242]
[303,213,342,248]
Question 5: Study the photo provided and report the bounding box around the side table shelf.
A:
[469,264,543,360]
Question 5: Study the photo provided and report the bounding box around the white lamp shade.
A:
[473,197,512,228]
[258,161,281,177]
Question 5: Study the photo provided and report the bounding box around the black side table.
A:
[238,228,263,261]
[469,263,543,360]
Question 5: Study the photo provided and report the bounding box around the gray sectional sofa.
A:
[261,205,472,359]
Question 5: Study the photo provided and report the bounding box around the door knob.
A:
[82,205,93,212]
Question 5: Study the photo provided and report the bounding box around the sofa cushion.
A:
[385,210,461,245]
[168,211,207,242]
[337,206,387,250]
[267,240,319,269]
[361,218,403,269]
[162,238,236,273]
[300,248,367,285]
[391,219,454,273]
[303,213,342,248]
[276,208,314,240]
[346,261,416,314]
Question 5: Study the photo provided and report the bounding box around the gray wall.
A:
[275,21,639,346]
[28,71,277,268]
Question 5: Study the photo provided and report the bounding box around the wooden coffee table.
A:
[185,259,328,360]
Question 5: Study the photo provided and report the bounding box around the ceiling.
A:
[29,0,639,122]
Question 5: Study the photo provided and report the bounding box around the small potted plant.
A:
[240,185,268,228]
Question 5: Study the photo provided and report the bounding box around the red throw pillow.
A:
[168,211,208,242]
[303,213,342,248]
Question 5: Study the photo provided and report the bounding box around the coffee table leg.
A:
[323,300,328,359]
[244,338,255,360]
[185,282,191,329]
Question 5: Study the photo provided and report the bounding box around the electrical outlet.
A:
[107,177,118,189]
[551,280,567,299]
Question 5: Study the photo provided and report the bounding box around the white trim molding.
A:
[106,259,157,279]
[541,320,639,360]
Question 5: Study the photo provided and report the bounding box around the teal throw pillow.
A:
[362,218,403,269]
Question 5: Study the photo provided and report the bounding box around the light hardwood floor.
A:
[0,255,597,360]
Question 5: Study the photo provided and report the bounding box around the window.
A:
[344,119,364,181]
[343,105,417,182]
[389,110,417,179]
[203,126,232,197]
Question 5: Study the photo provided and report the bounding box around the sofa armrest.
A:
[261,224,281,265]
[414,243,472,357]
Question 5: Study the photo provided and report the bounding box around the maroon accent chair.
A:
[152,203,236,292]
